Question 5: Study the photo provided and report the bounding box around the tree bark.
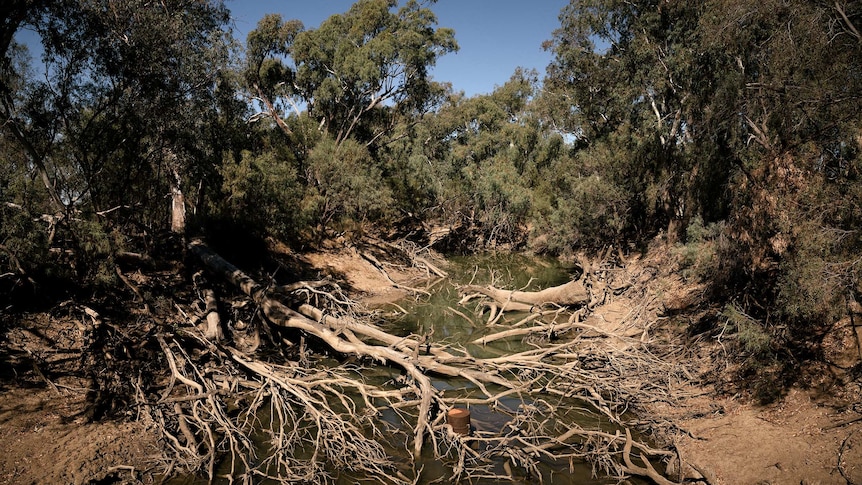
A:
[167,151,186,234]
[460,280,589,309]
[203,289,223,341]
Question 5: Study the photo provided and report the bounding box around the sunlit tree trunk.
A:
[166,149,186,235]
[170,183,186,234]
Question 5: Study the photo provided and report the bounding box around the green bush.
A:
[673,216,723,280]
[722,303,771,355]
[303,137,394,236]
[777,227,840,325]
[535,173,628,254]
[220,148,304,240]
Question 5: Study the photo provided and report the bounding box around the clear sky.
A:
[228,0,569,98]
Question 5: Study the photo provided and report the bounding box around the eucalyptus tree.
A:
[387,69,572,250]
[544,0,862,389]
[692,0,862,330]
[0,0,235,286]
[245,0,456,147]
[229,0,457,239]
[544,1,705,242]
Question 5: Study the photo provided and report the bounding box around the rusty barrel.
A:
[447,407,471,435]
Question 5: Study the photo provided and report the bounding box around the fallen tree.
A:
[143,240,705,484]
[459,279,589,311]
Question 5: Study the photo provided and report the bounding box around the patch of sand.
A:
[0,386,159,485]
[657,388,862,484]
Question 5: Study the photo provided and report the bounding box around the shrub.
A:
[722,303,771,355]
[535,173,628,254]
[220,148,304,240]
[673,216,723,281]
[303,137,394,236]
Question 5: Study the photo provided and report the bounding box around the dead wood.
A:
[202,289,223,341]
[190,240,436,457]
[185,239,691,484]
[460,279,589,309]
[621,428,682,485]
[115,267,150,313]
[378,238,449,278]
[360,250,432,296]
[115,251,156,269]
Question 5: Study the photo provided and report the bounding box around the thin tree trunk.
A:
[166,150,186,234]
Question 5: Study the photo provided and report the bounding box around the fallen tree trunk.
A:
[189,239,435,457]
[460,279,589,309]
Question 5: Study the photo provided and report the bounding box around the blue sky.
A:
[228,0,569,97]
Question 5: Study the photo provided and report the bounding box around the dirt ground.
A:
[670,389,862,484]
[0,306,161,485]
[0,386,160,485]
[1,246,861,484]
[578,288,862,485]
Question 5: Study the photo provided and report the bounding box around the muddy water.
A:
[360,253,644,484]
[379,252,577,358]
[176,253,648,484]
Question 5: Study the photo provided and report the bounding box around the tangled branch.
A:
[141,240,693,484]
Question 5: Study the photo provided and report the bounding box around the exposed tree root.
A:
[141,240,703,484]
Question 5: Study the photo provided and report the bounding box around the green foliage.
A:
[722,303,771,356]
[538,0,862,390]
[0,202,48,296]
[223,0,459,244]
[243,0,456,147]
[0,0,235,296]
[720,302,792,403]
[244,13,304,99]
[67,218,120,288]
[470,155,531,246]
[303,137,394,236]
[220,148,304,240]
[409,70,559,248]
[775,181,862,327]
[544,1,704,241]
[536,170,628,254]
[382,142,440,217]
[672,216,723,281]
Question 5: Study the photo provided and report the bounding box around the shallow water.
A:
[381,252,574,335]
[367,253,633,484]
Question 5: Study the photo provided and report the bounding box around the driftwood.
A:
[182,239,691,484]
[189,240,436,457]
[460,279,589,311]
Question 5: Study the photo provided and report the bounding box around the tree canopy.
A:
[241,0,457,146]
[542,0,862,389]
[1,0,234,292]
